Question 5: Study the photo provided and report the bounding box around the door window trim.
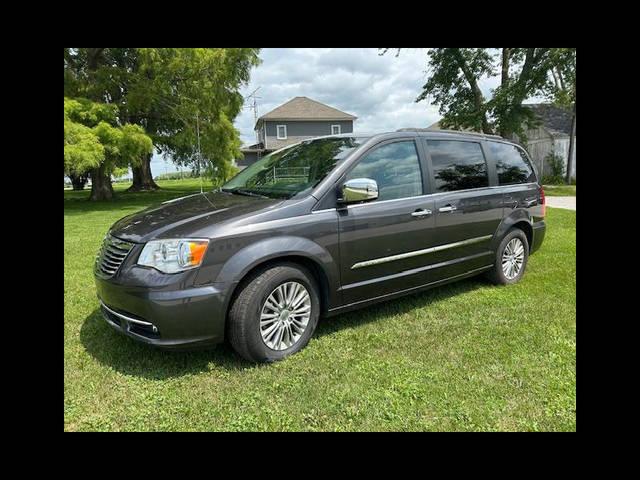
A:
[339,138,427,206]
[422,138,496,194]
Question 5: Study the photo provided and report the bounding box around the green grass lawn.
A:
[64,180,576,431]
[543,184,576,196]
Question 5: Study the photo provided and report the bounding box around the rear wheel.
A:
[227,263,320,363]
[486,228,529,285]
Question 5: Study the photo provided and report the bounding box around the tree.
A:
[489,48,555,141]
[64,48,261,192]
[64,97,153,200]
[415,48,494,134]
[543,48,576,184]
[382,48,555,142]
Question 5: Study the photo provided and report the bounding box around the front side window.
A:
[331,125,341,135]
[427,140,489,192]
[277,125,287,139]
[347,141,422,202]
[222,137,366,199]
[488,141,536,185]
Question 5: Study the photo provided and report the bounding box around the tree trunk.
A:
[89,164,115,201]
[69,173,88,190]
[127,152,159,192]
[565,103,576,184]
[501,48,511,87]
[452,49,492,134]
[499,48,512,138]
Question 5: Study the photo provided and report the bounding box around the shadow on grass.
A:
[315,276,486,338]
[80,309,254,380]
[80,276,487,379]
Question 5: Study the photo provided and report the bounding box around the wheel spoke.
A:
[291,289,307,309]
[290,318,306,334]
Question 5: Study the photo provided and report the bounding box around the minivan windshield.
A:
[222,136,367,199]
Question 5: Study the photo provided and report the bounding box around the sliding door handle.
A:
[438,205,457,213]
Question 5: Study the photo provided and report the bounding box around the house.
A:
[236,96,357,168]
[426,103,576,180]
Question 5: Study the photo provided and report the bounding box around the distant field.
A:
[64,179,576,431]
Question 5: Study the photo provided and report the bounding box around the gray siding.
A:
[237,151,259,168]
[265,120,353,138]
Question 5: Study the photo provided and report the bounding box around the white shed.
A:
[520,104,575,180]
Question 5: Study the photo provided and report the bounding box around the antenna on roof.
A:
[245,87,262,160]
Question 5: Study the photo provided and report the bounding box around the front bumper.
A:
[94,269,229,349]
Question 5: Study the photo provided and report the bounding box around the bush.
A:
[542,152,566,184]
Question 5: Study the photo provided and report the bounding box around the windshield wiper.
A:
[222,188,268,198]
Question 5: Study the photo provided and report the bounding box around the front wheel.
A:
[227,263,320,363]
[486,228,529,285]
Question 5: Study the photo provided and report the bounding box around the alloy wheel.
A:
[260,281,311,351]
[501,237,525,279]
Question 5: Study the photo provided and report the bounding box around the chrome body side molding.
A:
[351,235,493,270]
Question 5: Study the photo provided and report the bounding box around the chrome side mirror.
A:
[341,178,378,204]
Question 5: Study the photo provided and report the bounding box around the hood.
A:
[109,190,282,243]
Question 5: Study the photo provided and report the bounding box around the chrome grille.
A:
[95,234,135,278]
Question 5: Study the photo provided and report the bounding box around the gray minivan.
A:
[94,129,546,363]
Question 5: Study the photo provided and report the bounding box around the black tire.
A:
[227,263,320,363]
[485,228,530,285]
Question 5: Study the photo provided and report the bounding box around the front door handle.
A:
[411,209,432,217]
[438,205,457,213]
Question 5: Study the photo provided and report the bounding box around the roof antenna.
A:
[245,87,262,160]
[196,111,203,194]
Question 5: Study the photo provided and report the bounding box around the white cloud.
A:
[145,48,550,177]
[235,48,439,146]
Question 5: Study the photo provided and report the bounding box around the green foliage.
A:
[403,48,566,141]
[543,48,576,110]
[489,49,555,141]
[541,152,566,185]
[64,48,261,184]
[64,120,104,175]
[416,48,495,133]
[63,96,153,177]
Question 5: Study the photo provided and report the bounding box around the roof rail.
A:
[396,128,504,140]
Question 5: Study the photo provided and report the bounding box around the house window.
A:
[277,125,287,139]
[331,125,341,135]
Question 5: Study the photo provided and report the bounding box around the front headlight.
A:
[137,239,209,274]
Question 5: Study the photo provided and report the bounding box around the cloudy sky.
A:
[149,48,545,177]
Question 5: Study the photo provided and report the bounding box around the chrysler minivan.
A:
[94,129,546,363]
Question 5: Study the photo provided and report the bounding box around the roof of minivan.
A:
[325,129,508,143]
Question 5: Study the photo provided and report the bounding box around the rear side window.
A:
[489,141,536,185]
[427,140,489,192]
[347,140,422,202]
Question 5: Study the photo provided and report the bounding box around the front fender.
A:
[215,235,340,311]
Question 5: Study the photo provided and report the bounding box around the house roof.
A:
[524,103,573,136]
[255,96,356,130]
